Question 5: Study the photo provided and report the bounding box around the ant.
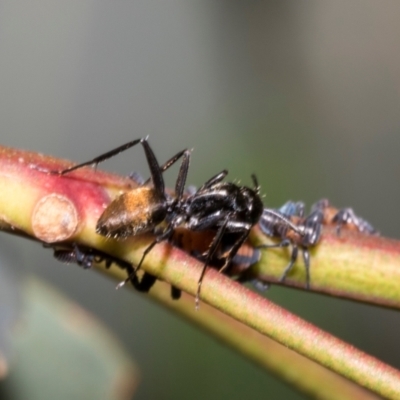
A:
[259,201,322,289]
[48,242,182,299]
[310,198,378,236]
[259,199,378,288]
[51,137,303,308]
[50,242,131,271]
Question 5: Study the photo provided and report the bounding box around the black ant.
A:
[48,242,182,299]
[51,137,303,308]
[50,242,131,270]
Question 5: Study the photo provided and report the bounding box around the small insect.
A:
[310,198,379,236]
[259,201,322,289]
[50,242,132,270]
[52,137,302,307]
[49,242,182,299]
[259,198,378,288]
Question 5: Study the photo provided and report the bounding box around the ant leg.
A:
[279,246,299,284]
[123,264,145,290]
[116,225,174,289]
[196,216,230,309]
[56,139,143,175]
[133,271,181,300]
[262,209,305,237]
[218,230,249,274]
[140,141,190,201]
[174,150,192,200]
[135,227,174,273]
[302,249,311,289]
[134,272,157,293]
[198,170,228,191]
[171,286,182,300]
[139,138,166,198]
[143,149,190,185]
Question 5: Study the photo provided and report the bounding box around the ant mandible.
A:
[53,137,303,308]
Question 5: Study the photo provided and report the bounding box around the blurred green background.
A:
[1,1,400,399]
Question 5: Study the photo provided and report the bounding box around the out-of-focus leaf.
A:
[4,278,139,400]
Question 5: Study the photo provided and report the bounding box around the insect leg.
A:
[302,248,311,289]
[116,225,174,289]
[218,230,250,274]
[198,170,228,191]
[261,209,305,236]
[279,245,299,283]
[56,139,143,175]
[195,216,230,309]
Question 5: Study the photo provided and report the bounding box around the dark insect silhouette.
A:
[259,201,322,289]
[259,199,378,288]
[52,137,302,307]
[49,242,182,299]
[310,198,378,236]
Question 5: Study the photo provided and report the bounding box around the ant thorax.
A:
[184,182,264,228]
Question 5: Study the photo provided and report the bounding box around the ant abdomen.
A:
[96,186,166,238]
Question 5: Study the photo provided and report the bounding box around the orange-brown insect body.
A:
[96,187,166,238]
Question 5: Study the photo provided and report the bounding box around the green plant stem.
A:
[110,269,381,400]
[249,225,400,309]
[0,144,399,399]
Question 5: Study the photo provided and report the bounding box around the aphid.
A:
[259,201,323,289]
[310,198,379,236]
[53,137,302,307]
